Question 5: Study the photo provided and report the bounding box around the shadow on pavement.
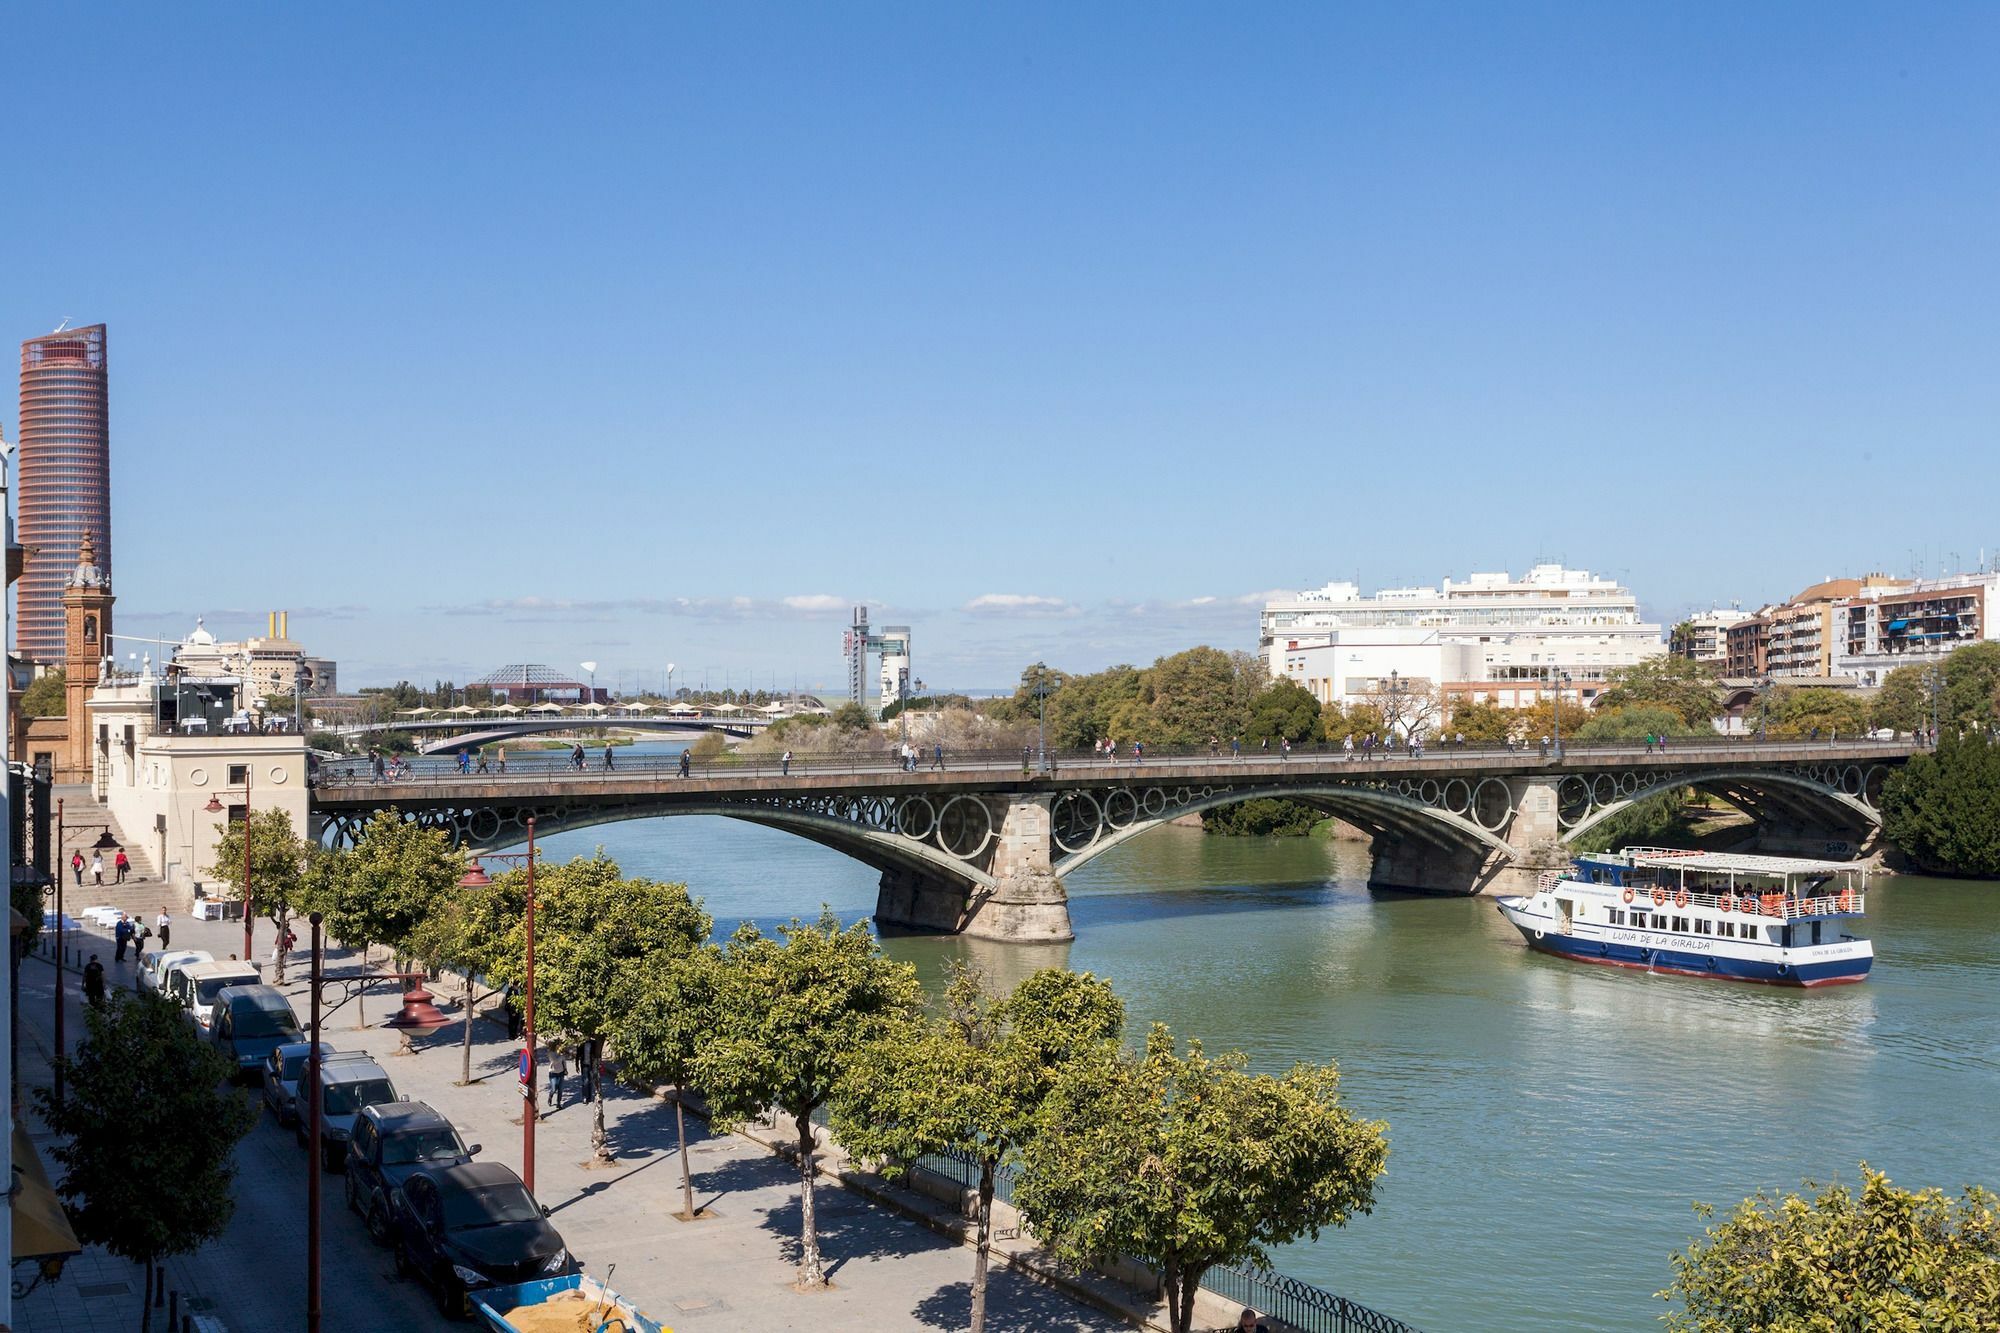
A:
[689,1151,797,1212]
[913,1277,1123,1332]
[762,1181,951,1279]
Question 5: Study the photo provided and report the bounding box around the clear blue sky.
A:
[7,4,1997,691]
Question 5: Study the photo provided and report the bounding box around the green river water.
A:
[538,801,2000,1331]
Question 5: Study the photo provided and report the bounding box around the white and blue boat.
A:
[1496,847,1873,987]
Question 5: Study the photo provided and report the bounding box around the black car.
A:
[345,1101,479,1246]
[390,1162,575,1318]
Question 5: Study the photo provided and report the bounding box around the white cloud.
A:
[961,593,1077,617]
[782,594,847,614]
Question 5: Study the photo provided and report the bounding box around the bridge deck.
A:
[310,738,1914,808]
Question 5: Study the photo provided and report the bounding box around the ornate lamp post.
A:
[1031,677,1055,773]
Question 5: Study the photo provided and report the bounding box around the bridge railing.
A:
[306,734,1915,789]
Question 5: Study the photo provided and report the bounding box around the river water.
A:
[534,751,2000,1331]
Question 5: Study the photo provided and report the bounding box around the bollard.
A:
[155,1266,165,1306]
[182,1316,192,1333]
[169,1290,179,1326]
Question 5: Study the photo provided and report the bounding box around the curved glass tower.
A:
[17,324,109,664]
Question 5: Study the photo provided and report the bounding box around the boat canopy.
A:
[1623,849,1860,878]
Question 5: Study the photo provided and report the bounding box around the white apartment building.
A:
[1264,565,1665,707]
[1672,608,1754,668]
[1831,570,2000,686]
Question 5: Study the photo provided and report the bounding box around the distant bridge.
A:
[334,714,773,753]
[308,737,1915,943]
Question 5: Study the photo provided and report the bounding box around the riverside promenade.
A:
[13,892,1244,1333]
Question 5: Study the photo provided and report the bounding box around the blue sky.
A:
[7,4,1996,692]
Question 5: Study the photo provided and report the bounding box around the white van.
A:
[170,961,261,1031]
[141,949,214,996]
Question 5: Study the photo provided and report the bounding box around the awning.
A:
[1885,619,1909,630]
[12,1125,82,1265]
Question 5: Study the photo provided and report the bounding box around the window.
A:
[227,764,249,785]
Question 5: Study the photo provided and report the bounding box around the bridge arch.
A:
[1050,781,1517,878]
[1559,767,1882,846]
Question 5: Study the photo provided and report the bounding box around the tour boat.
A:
[1495,848,1873,986]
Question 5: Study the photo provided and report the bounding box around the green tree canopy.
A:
[611,946,723,1219]
[1243,679,1323,745]
[482,852,711,1159]
[695,912,922,1286]
[1321,700,1389,743]
[1764,686,1871,739]
[20,667,65,718]
[306,813,460,960]
[1015,1024,1389,1333]
[39,990,258,1331]
[1660,1165,2000,1331]
[1872,642,2000,735]
[1201,798,1325,837]
[206,808,313,976]
[1443,699,1515,742]
[1572,704,1701,742]
[1882,731,2000,877]
[1593,655,1723,728]
[833,966,1124,1333]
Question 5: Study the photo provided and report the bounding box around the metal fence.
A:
[907,1148,1417,1333]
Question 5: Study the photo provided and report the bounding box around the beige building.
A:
[170,612,327,710]
[87,670,308,896]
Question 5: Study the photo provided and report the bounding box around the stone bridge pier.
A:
[876,793,1076,943]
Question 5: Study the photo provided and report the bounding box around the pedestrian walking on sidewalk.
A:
[546,1045,569,1110]
[70,851,84,887]
[134,925,151,958]
[114,914,133,962]
[82,955,106,1008]
[114,849,129,883]
[156,910,172,950]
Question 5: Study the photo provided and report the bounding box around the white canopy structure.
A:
[529,702,568,715]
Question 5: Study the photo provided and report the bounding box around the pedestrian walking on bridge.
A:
[678,749,692,778]
[571,743,585,771]
[603,745,616,770]
[932,743,944,771]
[781,749,793,776]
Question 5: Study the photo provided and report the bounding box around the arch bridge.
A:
[308,739,1913,943]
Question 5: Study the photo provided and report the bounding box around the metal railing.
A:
[908,1148,1417,1333]
[307,734,1917,791]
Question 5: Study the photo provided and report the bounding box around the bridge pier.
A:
[874,793,1075,943]
[1367,775,1565,897]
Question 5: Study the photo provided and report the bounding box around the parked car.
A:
[171,961,261,1031]
[139,949,213,995]
[389,1162,574,1318]
[209,985,302,1082]
[345,1102,479,1246]
[298,1057,398,1169]
[261,1041,337,1124]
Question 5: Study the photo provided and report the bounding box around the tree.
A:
[306,814,460,1023]
[482,852,711,1160]
[610,946,723,1221]
[38,990,258,1332]
[1873,642,2000,736]
[20,667,65,718]
[1139,647,1258,747]
[405,873,523,1087]
[1443,698,1514,742]
[1593,655,1723,728]
[1660,1165,2000,1331]
[206,808,312,981]
[1882,731,2000,877]
[1202,798,1325,836]
[1243,679,1322,745]
[695,912,922,1287]
[1015,1024,1389,1333]
[833,966,1123,1333]
[1358,678,1441,741]
[1572,705,1699,742]
[1320,700,1388,744]
[1764,686,1870,740]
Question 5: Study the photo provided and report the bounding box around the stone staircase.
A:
[52,788,181,913]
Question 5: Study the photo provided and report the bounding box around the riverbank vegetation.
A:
[1881,730,2000,877]
[1660,1166,2000,1331]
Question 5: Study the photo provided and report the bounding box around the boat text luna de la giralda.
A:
[1495,848,1872,987]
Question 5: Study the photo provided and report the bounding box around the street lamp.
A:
[455,818,541,1192]
[301,912,448,1333]
[1030,677,1055,773]
[1757,674,1773,741]
[665,662,676,702]
[1386,669,1406,743]
[204,767,255,962]
[1925,664,1943,743]
[1550,667,1571,760]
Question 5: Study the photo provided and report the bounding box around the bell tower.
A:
[61,530,113,781]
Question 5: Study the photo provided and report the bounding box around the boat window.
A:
[1719,922,1733,939]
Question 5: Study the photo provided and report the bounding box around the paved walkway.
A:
[14,893,1144,1333]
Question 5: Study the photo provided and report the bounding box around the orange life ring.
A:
[1719,896,1734,913]
[1651,887,1667,907]
[1621,888,1634,905]
[1838,890,1854,912]
[1674,889,1689,909]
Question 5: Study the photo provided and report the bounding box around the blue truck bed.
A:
[471,1273,669,1333]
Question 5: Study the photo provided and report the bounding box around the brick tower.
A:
[61,530,113,781]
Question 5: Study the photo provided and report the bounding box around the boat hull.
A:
[1496,899,1871,987]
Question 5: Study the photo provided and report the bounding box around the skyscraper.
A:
[17,324,110,664]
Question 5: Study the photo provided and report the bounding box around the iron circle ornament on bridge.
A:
[1471,777,1514,831]
[895,795,938,841]
[1102,788,1141,831]
[1050,790,1104,855]
[1140,787,1168,819]
[934,795,994,860]
[1557,775,1593,829]
[1590,773,1621,808]
[1442,777,1474,817]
